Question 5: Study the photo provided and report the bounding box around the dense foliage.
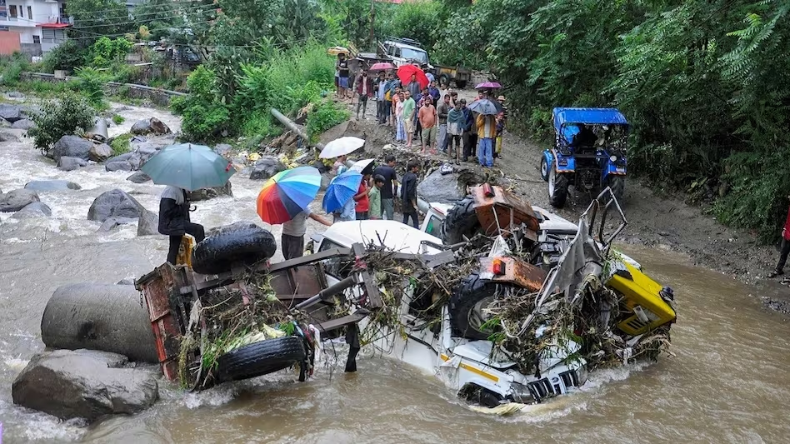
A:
[29,93,97,150]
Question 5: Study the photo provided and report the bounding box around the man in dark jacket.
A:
[460,99,475,162]
[355,70,374,120]
[400,160,420,228]
[769,198,790,278]
[158,186,206,265]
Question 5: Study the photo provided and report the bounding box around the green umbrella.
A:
[141,143,236,191]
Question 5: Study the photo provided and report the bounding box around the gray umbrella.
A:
[468,99,503,115]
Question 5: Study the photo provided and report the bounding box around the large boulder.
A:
[58,156,88,172]
[214,143,232,158]
[11,202,52,219]
[52,135,93,162]
[187,182,233,201]
[12,349,158,421]
[87,189,144,222]
[0,130,20,142]
[105,150,147,172]
[126,171,151,183]
[89,143,113,162]
[137,208,159,236]
[11,118,35,130]
[250,156,287,180]
[0,104,22,123]
[24,180,81,191]
[416,168,484,204]
[131,117,171,136]
[0,189,40,212]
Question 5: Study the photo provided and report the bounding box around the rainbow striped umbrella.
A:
[257,166,321,224]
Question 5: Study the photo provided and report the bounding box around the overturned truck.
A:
[136,186,677,407]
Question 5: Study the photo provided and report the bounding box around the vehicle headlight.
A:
[610,155,617,163]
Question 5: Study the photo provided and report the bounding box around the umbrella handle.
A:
[189,205,197,212]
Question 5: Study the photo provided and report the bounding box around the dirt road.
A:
[341,90,790,314]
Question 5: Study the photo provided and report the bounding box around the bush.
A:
[112,114,125,125]
[73,67,110,109]
[305,100,349,143]
[41,40,86,73]
[110,133,133,156]
[172,66,230,141]
[0,53,30,86]
[29,93,96,150]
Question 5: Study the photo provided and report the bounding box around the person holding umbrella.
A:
[141,143,235,265]
[257,166,332,260]
[324,167,363,222]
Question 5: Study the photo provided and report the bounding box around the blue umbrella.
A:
[323,170,363,213]
[468,99,503,116]
[141,143,236,191]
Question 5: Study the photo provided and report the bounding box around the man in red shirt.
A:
[769,199,790,278]
[353,173,371,220]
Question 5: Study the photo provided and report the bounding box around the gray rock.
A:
[417,168,466,203]
[126,171,151,183]
[89,143,113,162]
[11,349,158,421]
[99,217,136,231]
[116,278,136,285]
[249,156,286,180]
[11,202,52,219]
[137,208,159,236]
[187,181,233,201]
[20,104,41,119]
[11,118,35,130]
[131,117,171,136]
[0,130,20,142]
[0,189,40,212]
[52,135,93,162]
[0,117,10,128]
[24,180,81,191]
[87,189,144,222]
[214,143,233,157]
[105,160,133,172]
[0,104,22,122]
[106,152,134,163]
[58,156,88,171]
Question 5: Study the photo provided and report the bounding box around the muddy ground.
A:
[336,90,790,315]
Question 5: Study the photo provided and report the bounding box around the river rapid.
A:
[1,103,789,444]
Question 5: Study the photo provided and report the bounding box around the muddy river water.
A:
[1,105,789,443]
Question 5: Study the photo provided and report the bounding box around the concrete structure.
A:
[0,0,69,55]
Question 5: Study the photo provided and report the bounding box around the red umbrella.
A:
[370,62,394,71]
[397,64,429,89]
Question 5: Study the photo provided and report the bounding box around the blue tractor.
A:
[540,108,629,208]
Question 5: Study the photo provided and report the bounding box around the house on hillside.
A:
[0,0,70,56]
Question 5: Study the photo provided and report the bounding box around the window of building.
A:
[9,5,18,19]
[33,35,40,44]
[27,6,32,20]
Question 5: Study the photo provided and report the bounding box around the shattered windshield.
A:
[401,47,428,64]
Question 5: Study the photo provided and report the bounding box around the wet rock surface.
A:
[11,118,35,130]
[24,180,81,191]
[11,202,52,218]
[137,208,159,236]
[87,189,144,222]
[11,349,158,421]
[126,171,151,183]
[0,189,40,212]
[57,156,88,171]
[52,136,93,162]
[0,104,22,122]
[131,117,171,136]
[249,156,286,180]
[89,143,113,162]
[187,182,233,201]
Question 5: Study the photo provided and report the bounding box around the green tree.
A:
[67,0,136,42]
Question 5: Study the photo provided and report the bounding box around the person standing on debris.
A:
[369,175,385,219]
[375,71,392,125]
[395,91,406,142]
[353,172,371,220]
[447,100,464,165]
[337,53,350,99]
[401,160,420,229]
[331,155,347,175]
[402,91,416,148]
[281,209,332,260]
[333,165,357,222]
[159,186,206,265]
[407,74,422,103]
[355,70,374,120]
[437,94,451,153]
[769,198,790,278]
[460,99,475,162]
[476,112,496,168]
[373,155,399,220]
[389,83,400,127]
[418,96,438,154]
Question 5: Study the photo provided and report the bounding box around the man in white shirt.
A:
[281,209,332,260]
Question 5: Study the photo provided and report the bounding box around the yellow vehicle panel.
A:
[176,235,195,269]
[607,262,676,336]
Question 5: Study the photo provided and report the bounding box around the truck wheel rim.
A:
[541,158,548,178]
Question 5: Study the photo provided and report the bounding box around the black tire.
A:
[548,167,569,208]
[608,175,625,201]
[439,74,450,88]
[449,272,501,341]
[192,223,277,275]
[456,80,468,89]
[441,196,481,244]
[540,156,549,182]
[217,336,306,382]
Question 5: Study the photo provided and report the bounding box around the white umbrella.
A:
[319,137,366,159]
[350,158,375,173]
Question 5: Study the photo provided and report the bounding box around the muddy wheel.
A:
[217,336,306,382]
[442,196,482,244]
[608,176,625,201]
[449,272,501,341]
[191,223,277,275]
[540,156,549,182]
[548,167,569,208]
[439,74,450,88]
